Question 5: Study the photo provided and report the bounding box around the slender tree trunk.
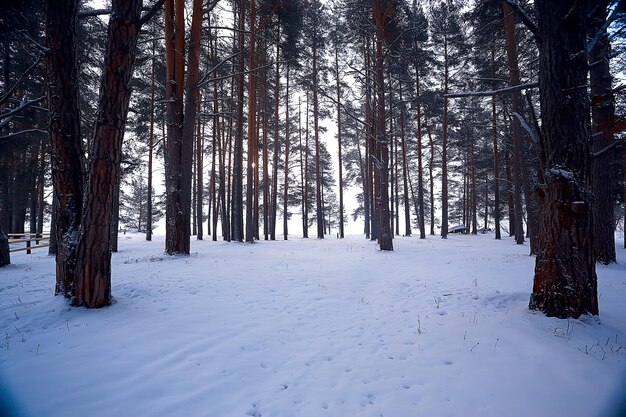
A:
[270,36,280,241]
[196,103,204,240]
[400,86,411,237]
[425,117,435,236]
[588,0,616,264]
[313,27,324,240]
[502,1,525,245]
[303,93,309,238]
[530,0,598,318]
[334,37,345,238]
[414,68,425,239]
[146,30,156,241]
[491,48,501,240]
[231,0,245,242]
[441,34,449,239]
[505,149,515,236]
[245,0,257,243]
[74,0,143,308]
[283,67,290,240]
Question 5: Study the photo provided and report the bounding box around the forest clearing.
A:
[2,233,626,417]
[2,0,626,415]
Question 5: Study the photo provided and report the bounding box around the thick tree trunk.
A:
[529,0,598,319]
[373,0,392,250]
[164,0,186,252]
[74,0,143,308]
[588,0,616,264]
[45,0,84,297]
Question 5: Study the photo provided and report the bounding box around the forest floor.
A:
[1,232,625,417]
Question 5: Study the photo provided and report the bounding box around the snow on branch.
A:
[512,112,538,144]
[0,96,46,129]
[504,0,539,42]
[444,82,538,99]
[0,129,48,141]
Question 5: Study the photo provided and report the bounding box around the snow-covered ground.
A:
[1,233,625,417]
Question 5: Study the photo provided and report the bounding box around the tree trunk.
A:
[373,0,392,250]
[0,209,9,267]
[270,36,280,241]
[491,48,501,240]
[45,0,84,297]
[425,117,435,236]
[414,68,425,239]
[334,37,345,238]
[74,0,143,308]
[283,67,290,240]
[303,93,309,238]
[146,28,156,241]
[231,0,245,242]
[313,26,324,240]
[529,0,598,319]
[441,32,449,239]
[400,85,411,237]
[245,0,257,243]
[588,0,616,264]
[196,104,204,241]
[502,0,526,245]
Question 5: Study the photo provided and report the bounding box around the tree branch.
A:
[0,54,43,107]
[139,0,166,26]
[445,82,538,98]
[504,0,539,42]
[0,129,48,141]
[591,137,625,157]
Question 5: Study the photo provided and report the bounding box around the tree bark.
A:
[491,48,501,240]
[502,0,525,244]
[373,0,392,250]
[588,0,616,264]
[283,67,290,240]
[74,0,143,308]
[334,35,345,238]
[245,0,257,243]
[231,0,245,242]
[529,0,598,318]
[45,0,84,297]
[313,24,324,240]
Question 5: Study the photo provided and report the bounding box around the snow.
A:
[1,233,626,417]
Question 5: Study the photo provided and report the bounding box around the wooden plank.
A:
[7,233,50,238]
[9,237,50,244]
[10,244,49,253]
